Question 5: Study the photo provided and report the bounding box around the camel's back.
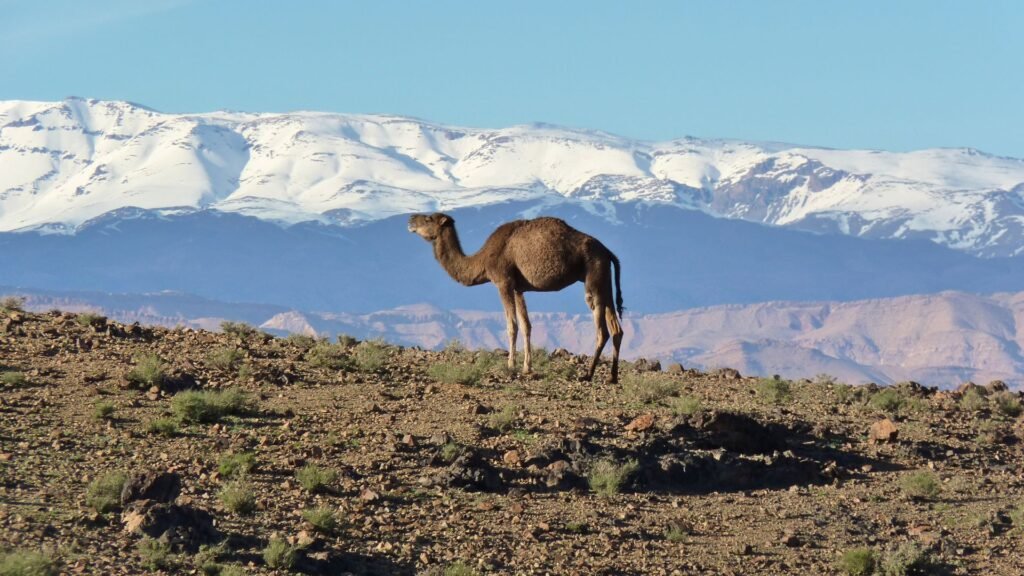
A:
[486,217,606,291]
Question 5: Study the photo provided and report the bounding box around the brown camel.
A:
[408,213,625,383]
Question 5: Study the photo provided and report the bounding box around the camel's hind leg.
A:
[497,284,518,370]
[583,290,610,382]
[605,307,624,384]
[514,292,532,373]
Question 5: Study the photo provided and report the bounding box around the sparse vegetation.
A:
[295,463,338,493]
[262,537,297,570]
[302,506,339,533]
[669,395,702,416]
[207,346,243,371]
[869,388,905,414]
[588,459,639,496]
[900,470,941,500]
[86,471,127,514]
[623,372,680,404]
[487,404,518,432]
[439,441,464,463]
[0,371,27,388]
[192,543,228,575]
[137,537,171,571]
[0,549,58,576]
[337,333,358,347]
[283,333,318,350]
[442,562,477,576]
[838,547,877,576]
[0,296,25,313]
[126,352,165,388]
[833,383,856,404]
[92,400,115,421]
[305,342,355,370]
[171,388,250,423]
[427,355,497,386]
[218,452,255,478]
[959,386,987,412]
[354,339,389,372]
[220,321,260,340]
[219,480,257,515]
[992,391,1022,418]
[755,377,792,405]
[879,542,933,576]
[663,523,687,542]
[75,312,106,329]
[145,417,179,436]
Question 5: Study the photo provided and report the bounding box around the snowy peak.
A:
[2,98,1024,255]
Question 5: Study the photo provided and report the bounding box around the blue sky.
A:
[1,0,1021,156]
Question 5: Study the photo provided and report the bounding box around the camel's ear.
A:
[437,214,453,227]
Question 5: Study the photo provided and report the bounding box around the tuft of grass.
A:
[443,339,466,354]
[354,339,389,373]
[564,521,588,534]
[838,547,877,576]
[622,372,680,404]
[1008,502,1024,529]
[900,470,941,501]
[75,312,106,329]
[0,296,25,312]
[302,506,339,534]
[487,405,518,433]
[869,388,905,414]
[171,388,250,424]
[193,543,229,576]
[137,537,172,571]
[443,562,477,576]
[427,355,498,386]
[814,373,838,387]
[262,537,297,570]
[218,452,256,479]
[588,459,640,497]
[336,334,358,347]
[0,549,57,576]
[879,542,933,576]
[92,400,115,421]
[0,371,27,388]
[220,321,259,340]
[668,395,703,416]
[145,417,179,437]
[755,377,793,405]
[992,391,1022,418]
[283,333,318,350]
[295,464,338,493]
[959,386,988,412]
[86,471,127,514]
[126,353,166,389]
[305,342,355,370]
[207,347,243,372]
[219,480,256,515]
[664,523,687,542]
[833,383,856,404]
[439,441,464,463]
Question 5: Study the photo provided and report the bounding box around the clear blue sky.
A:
[2,0,1022,157]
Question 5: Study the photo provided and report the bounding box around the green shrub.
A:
[218,452,255,479]
[755,378,793,405]
[869,389,905,413]
[295,464,337,493]
[0,371,27,388]
[283,333,318,350]
[305,342,354,370]
[426,355,496,386]
[145,417,179,437]
[669,395,702,416]
[354,339,389,372]
[993,391,1022,418]
[439,441,464,463]
[0,549,58,576]
[900,470,941,500]
[219,480,256,515]
[220,321,259,339]
[623,372,680,404]
[126,353,165,388]
[838,547,877,576]
[302,506,339,533]
[262,537,297,570]
[337,333,358,347]
[193,543,229,575]
[87,471,127,514]
[588,459,639,496]
[833,384,855,404]
[75,312,106,329]
[443,562,476,576]
[959,387,987,412]
[137,537,171,570]
[171,389,250,423]
[92,400,115,421]
[664,523,687,542]
[879,542,932,576]
[207,347,243,372]
[814,373,838,386]
[1008,502,1024,528]
[0,296,25,312]
[487,405,518,433]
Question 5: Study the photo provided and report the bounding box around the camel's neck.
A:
[434,226,488,286]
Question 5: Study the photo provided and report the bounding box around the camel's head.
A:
[408,213,453,242]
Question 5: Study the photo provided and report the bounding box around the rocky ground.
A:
[2,304,1024,575]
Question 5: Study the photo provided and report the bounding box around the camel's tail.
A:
[609,250,624,318]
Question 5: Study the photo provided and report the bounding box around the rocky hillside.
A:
[2,302,1024,575]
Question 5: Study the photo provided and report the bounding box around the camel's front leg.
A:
[514,291,532,373]
[498,284,518,370]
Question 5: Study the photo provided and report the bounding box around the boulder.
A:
[868,419,899,444]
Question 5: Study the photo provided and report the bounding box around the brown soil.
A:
[2,309,1023,575]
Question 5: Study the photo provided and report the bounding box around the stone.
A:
[868,419,899,444]
[121,471,181,505]
[718,368,742,380]
[624,413,655,433]
[986,380,1009,394]
[666,363,685,374]
[503,450,521,466]
[121,501,219,552]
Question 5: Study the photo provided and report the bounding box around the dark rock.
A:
[633,358,662,372]
[544,460,582,490]
[433,450,502,491]
[121,471,181,505]
[666,363,685,374]
[121,501,219,552]
[690,411,786,454]
[986,380,1009,394]
[717,368,742,380]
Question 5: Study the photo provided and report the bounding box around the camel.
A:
[408,213,625,383]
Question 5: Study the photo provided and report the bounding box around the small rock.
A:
[986,380,1009,394]
[624,413,655,432]
[121,471,181,505]
[781,531,800,547]
[666,363,685,374]
[868,419,899,444]
[735,543,753,555]
[359,488,381,502]
[401,434,416,449]
[503,450,521,466]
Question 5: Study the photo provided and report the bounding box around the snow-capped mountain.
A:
[3,97,1024,256]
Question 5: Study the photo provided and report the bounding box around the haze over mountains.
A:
[2,98,1023,387]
